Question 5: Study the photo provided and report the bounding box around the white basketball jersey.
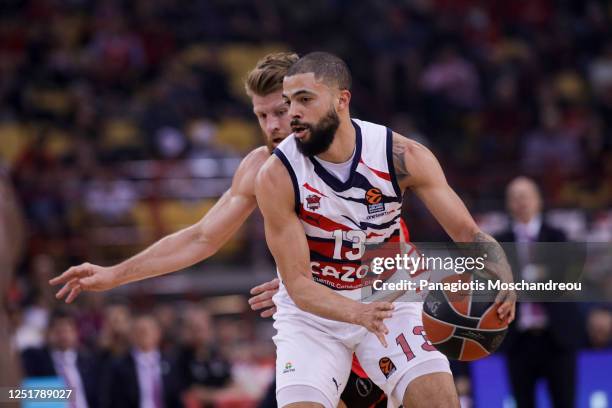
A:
[273,119,405,300]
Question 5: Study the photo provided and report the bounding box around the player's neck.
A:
[316,119,355,163]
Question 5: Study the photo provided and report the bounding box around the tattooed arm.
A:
[392,133,515,322]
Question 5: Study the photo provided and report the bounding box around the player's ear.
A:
[337,89,351,112]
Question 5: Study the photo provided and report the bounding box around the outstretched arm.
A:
[392,133,516,323]
[256,156,394,346]
[50,148,267,303]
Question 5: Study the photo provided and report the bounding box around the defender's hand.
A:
[354,302,395,347]
[248,278,280,318]
[495,288,516,324]
[49,263,117,303]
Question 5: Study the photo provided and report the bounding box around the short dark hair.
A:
[245,52,299,96]
[286,52,352,91]
[48,307,76,327]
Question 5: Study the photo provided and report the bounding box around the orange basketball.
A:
[422,273,508,361]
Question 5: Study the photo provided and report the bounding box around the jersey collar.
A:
[309,119,362,192]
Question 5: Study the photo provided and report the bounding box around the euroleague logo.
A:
[365,188,382,204]
[365,188,385,214]
[378,357,397,378]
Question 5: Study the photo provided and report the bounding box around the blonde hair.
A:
[245,52,299,97]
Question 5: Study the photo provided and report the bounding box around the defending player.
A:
[254,52,516,408]
[49,52,298,302]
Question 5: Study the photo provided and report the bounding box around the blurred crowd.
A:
[16,303,274,407]
[1,0,612,406]
[0,0,610,265]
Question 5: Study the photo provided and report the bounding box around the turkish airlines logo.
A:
[378,357,396,378]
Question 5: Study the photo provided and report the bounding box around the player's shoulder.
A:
[257,151,285,182]
[241,146,270,169]
[391,131,444,189]
[352,118,388,134]
[392,131,430,157]
[231,146,270,194]
[255,149,294,195]
[272,133,297,157]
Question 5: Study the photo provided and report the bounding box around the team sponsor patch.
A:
[379,357,397,378]
[283,361,295,374]
[365,188,385,214]
[306,194,321,211]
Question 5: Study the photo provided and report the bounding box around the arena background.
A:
[0,0,611,407]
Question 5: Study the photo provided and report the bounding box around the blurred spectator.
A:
[76,294,106,349]
[496,177,582,408]
[87,9,146,89]
[178,307,233,407]
[84,166,137,226]
[521,105,584,177]
[27,253,57,305]
[586,307,612,349]
[101,314,183,408]
[481,75,528,162]
[98,302,132,359]
[12,132,67,239]
[421,46,481,110]
[154,303,180,354]
[21,308,100,408]
[589,43,612,97]
[14,291,50,350]
[12,254,58,351]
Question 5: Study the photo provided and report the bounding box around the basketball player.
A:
[254,52,516,408]
[49,52,298,301]
[0,164,25,397]
[49,52,389,406]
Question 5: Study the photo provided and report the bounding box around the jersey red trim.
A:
[351,355,368,378]
[300,205,353,232]
[359,158,392,181]
[303,182,328,197]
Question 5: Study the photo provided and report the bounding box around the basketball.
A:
[422,273,508,361]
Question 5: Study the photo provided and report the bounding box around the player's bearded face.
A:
[291,107,340,156]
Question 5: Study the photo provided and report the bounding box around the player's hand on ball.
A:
[495,287,516,324]
[49,263,117,303]
[355,302,394,347]
[248,278,280,318]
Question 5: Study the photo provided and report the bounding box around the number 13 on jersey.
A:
[332,229,366,260]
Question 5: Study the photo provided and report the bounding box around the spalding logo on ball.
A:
[422,273,508,361]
